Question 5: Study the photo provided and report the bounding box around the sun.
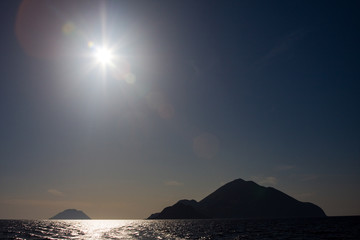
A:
[94,46,114,66]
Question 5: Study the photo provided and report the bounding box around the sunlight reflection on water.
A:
[1,217,359,240]
[42,220,157,239]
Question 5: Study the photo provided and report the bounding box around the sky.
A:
[0,0,359,219]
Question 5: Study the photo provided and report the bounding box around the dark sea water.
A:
[1,217,359,240]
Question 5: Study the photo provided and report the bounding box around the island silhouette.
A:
[148,178,326,219]
[50,209,91,220]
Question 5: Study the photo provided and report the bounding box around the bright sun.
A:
[94,46,114,66]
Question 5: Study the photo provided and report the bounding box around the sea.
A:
[0,217,359,240]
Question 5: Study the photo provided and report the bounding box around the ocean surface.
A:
[1,217,359,239]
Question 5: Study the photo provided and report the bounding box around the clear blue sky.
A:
[0,0,359,219]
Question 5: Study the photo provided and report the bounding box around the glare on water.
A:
[1,217,359,240]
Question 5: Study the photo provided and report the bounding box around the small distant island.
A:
[50,209,91,220]
[148,178,326,219]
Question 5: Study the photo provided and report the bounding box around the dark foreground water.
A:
[1,217,359,239]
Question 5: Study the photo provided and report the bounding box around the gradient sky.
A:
[0,0,359,219]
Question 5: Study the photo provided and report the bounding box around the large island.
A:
[148,178,326,219]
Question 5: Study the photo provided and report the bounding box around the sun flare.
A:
[94,46,114,66]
